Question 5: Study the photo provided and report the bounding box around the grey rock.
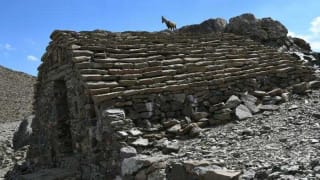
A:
[120,146,137,159]
[272,96,283,104]
[13,115,34,150]
[131,137,149,147]
[288,104,299,110]
[310,139,319,144]
[261,125,271,131]
[121,155,168,176]
[209,102,225,112]
[313,166,320,173]
[235,104,253,120]
[252,90,267,97]
[192,112,209,121]
[243,101,260,114]
[185,116,192,124]
[189,125,202,138]
[262,95,272,104]
[213,108,232,121]
[162,139,181,154]
[291,37,311,51]
[240,93,258,104]
[225,95,242,109]
[166,124,182,134]
[292,82,308,94]
[308,81,320,89]
[268,171,282,179]
[162,119,180,128]
[145,102,154,112]
[117,131,129,138]
[128,128,143,136]
[121,156,147,176]
[183,160,211,173]
[226,13,288,46]
[179,18,227,33]
[267,88,283,96]
[102,108,125,119]
[241,93,260,114]
[241,169,255,180]
[193,167,242,180]
[181,123,196,134]
[241,128,254,136]
[156,138,181,154]
[196,121,209,128]
[280,165,300,174]
[281,92,290,102]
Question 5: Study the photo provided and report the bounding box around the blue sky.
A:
[1,0,320,76]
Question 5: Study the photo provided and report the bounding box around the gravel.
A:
[173,90,320,179]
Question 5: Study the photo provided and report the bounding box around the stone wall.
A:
[30,47,97,173]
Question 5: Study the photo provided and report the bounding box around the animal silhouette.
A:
[162,16,176,31]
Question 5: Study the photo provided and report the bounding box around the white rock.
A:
[131,137,149,147]
[235,104,253,120]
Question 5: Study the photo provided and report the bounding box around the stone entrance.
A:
[53,80,73,154]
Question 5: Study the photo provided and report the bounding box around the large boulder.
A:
[225,13,288,46]
[13,115,34,150]
[179,18,227,33]
[292,37,311,52]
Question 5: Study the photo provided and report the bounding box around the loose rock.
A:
[235,104,253,120]
[225,95,242,109]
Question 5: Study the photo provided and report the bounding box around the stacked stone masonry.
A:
[27,30,314,179]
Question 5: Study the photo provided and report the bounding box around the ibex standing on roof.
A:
[162,16,176,31]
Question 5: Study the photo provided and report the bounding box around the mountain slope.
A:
[0,65,35,122]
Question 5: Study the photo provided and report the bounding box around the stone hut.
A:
[28,30,314,179]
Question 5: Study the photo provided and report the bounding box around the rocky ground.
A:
[174,90,320,179]
[0,65,35,123]
[119,89,320,180]
[0,120,28,180]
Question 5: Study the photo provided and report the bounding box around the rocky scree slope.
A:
[176,90,320,179]
[0,65,35,123]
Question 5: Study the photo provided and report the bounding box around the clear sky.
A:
[1,0,320,76]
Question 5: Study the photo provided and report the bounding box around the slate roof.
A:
[42,30,312,104]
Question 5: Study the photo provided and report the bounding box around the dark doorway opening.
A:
[54,80,73,154]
